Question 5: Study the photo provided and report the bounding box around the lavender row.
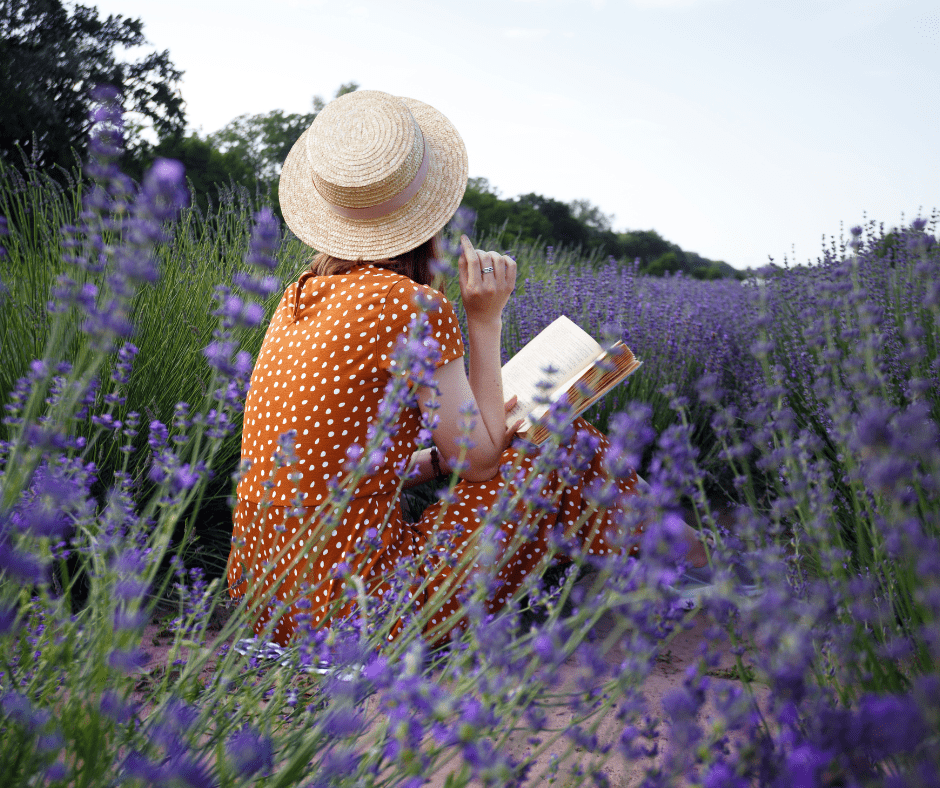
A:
[0,88,938,786]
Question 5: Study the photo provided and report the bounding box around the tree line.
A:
[1,0,741,278]
[462,179,739,279]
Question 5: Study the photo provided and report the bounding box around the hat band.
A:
[321,140,429,221]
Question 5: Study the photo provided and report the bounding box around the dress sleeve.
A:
[377,278,464,375]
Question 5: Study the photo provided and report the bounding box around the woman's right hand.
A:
[458,234,516,326]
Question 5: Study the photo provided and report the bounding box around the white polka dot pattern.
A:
[235,264,462,506]
[226,266,642,647]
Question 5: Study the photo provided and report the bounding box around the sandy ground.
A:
[138,601,765,788]
[424,607,767,788]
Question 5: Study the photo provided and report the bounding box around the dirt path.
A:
[137,605,764,788]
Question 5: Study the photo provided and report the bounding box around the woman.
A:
[226,90,708,647]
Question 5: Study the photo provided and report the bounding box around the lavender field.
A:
[1,96,939,787]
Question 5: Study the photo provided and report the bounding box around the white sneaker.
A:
[233,637,361,680]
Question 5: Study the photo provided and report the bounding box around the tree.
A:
[690,262,724,280]
[0,0,185,169]
[207,109,315,186]
[208,82,359,187]
[516,193,591,250]
[460,180,740,277]
[124,132,261,211]
[569,198,614,232]
[461,178,552,246]
[646,250,682,276]
[614,229,673,265]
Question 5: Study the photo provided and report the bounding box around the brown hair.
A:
[307,234,439,286]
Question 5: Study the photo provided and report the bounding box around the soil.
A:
[137,600,766,788]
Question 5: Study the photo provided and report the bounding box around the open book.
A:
[502,316,642,445]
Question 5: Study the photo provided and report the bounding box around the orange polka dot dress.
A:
[227,264,641,646]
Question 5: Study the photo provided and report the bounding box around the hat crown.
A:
[306,90,427,211]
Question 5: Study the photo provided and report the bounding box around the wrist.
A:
[466,314,502,335]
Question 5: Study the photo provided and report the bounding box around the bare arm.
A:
[418,360,522,482]
[416,235,522,482]
[459,235,517,451]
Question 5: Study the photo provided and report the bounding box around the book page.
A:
[536,342,638,414]
[523,343,641,444]
[501,316,603,427]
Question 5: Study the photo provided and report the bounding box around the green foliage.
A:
[331,81,360,100]
[0,158,308,566]
[569,197,614,231]
[460,181,738,278]
[207,82,360,189]
[0,0,184,169]
[124,133,265,212]
[123,82,363,217]
[690,261,730,280]
[207,110,317,186]
[516,193,594,250]
[0,163,84,398]
[646,250,681,276]
[461,178,552,248]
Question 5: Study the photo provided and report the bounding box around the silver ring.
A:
[481,266,495,274]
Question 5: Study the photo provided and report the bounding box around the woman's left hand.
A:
[503,395,524,450]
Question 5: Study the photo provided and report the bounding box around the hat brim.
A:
[279,97,468,261]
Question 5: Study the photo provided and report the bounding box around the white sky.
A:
[92,0,939,269]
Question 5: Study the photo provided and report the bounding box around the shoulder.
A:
[385,276,453,316]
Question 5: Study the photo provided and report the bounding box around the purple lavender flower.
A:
[604,404,655,477]
[448,205,475,237]
[0,538,47,583]
[100,689,137,724]
[111,342,139,386]
[155,753,215,788]
[139,159,189,222]
[429,255,455,280]
[1,691,48,732]
[226,724,274,777]
[316,746,361,780]
[245,208,280,270]
[0,602,17,635]
[12,461,92,539]
[148,419,169,450]
[320,706,365,739]
[170,463,201,495]
[122,751,163,783]
[107,646,150,673]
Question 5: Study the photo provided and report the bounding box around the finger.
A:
[457,235,469,287]
[480,251,504,285]
[502,254,517,289]
[480,252,510,285]
[460,233,475,257]
[504,394,518,413]
[503,418,525,448]
[460,234,479,288]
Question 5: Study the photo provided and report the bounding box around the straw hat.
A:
[279,90,469,261]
